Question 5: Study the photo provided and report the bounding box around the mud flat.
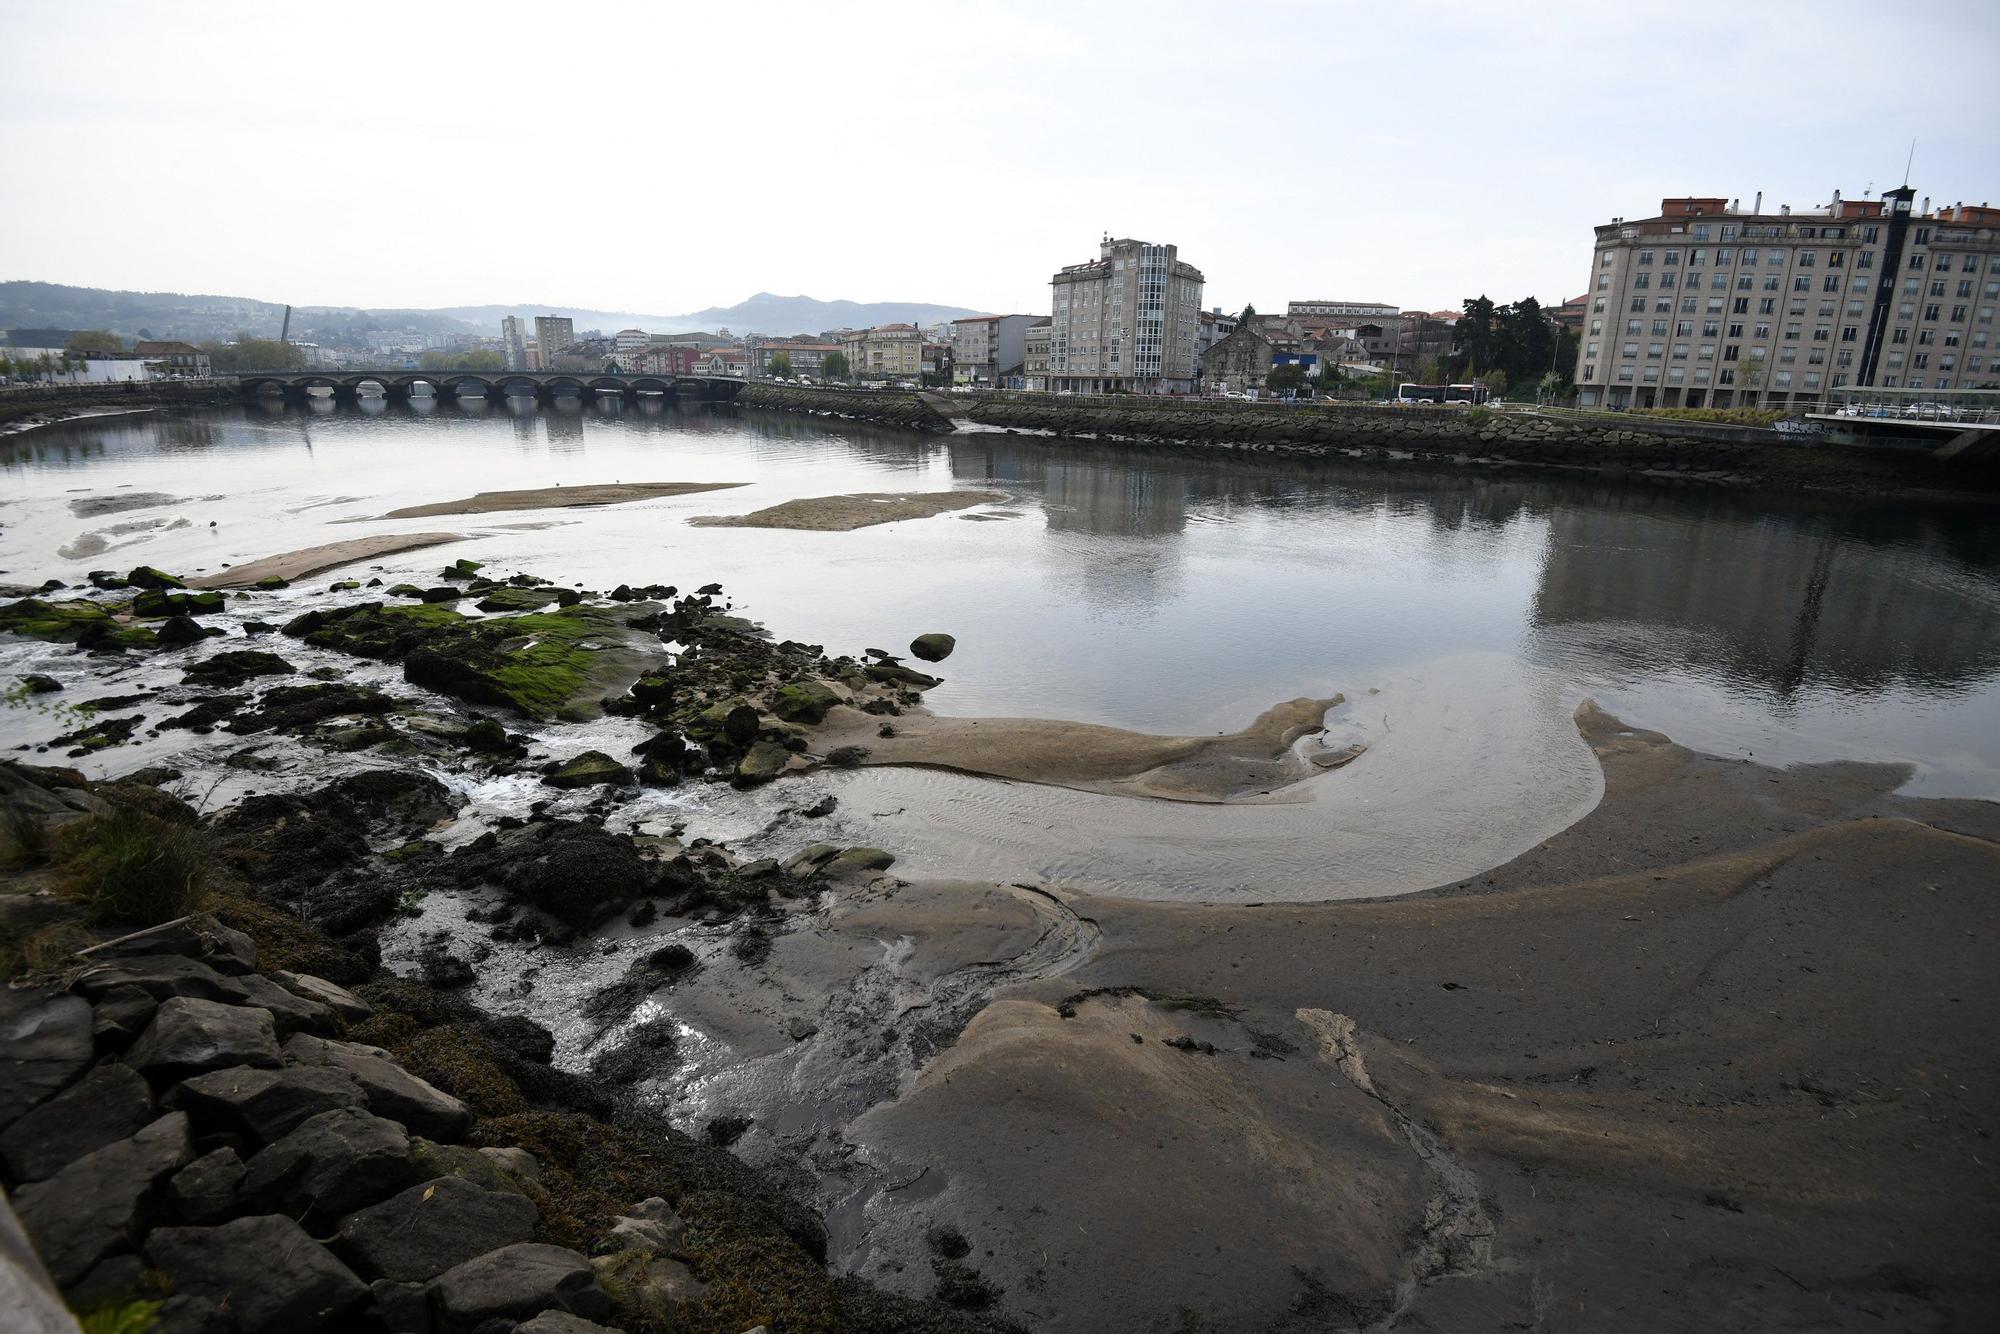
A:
[377,481,748,519]
[188,532,467,587]
[816,694,1351,801]
[688,491,1008,532]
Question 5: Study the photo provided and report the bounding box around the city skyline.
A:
[2,1,1997,320]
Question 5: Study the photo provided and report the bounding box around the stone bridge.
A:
[231,370,745,405]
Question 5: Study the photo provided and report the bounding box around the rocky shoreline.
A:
[734,384,2000,502]
[0,383,236,436]
[4,543,1997,1333]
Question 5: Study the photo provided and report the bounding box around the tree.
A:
[418,349,503,372]
[201,338,305,372]
[823,350,850,381]
[1266,363,1309,397]
[1482,368,1509,399]
[1454,296,1498,373]
[1499,297,1553,386]
[1415,355,1445,384]
[66,330,124,355]
[766,350,792,380]
[0,355,12,381]
[1238,303,1258,326]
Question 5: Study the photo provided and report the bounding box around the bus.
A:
[1396,383,1489,406]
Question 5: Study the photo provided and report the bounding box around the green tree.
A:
[418,349,503,372]
[0,355,13,380]
[766,350,792,379]
[1499,297,1553,385]
[1415,355,1445,384]
[202,338,306,372]
[1454,296,1498,372]
[66,330,124,355]
[1482,368,1509,399]
[823,350,850,381]
[1266,363,1309,396]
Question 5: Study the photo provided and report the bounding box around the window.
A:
[1857,251,1874,270]
[1721,224,1738,240]
[1702,320,1719,336]
[1925,304,1942,321]
[1755,323,1772,340]
[1961,281,1976,299]
[1917,329,1934,345]
[1728,323,1744,338]
[1715,248,1733,265]
[1630,297,1646,312]
[1736,276,1753,291]
[1829,252,1845,269]
[1689,248,1706,266]
[1621,342,1638,358]
[1647,342,1664,359]
[1693,224,1711,241]
[1590,319,1603,335]
[1799,251,1816,267]
[1681,297,1698,313]
[1635,274,1651,289]
[1586,341,1599,357]
[1784,323,1801,341]
[1599,251,1614,268]
[1824,275,1841,292]
[1841,326,1857,342]
[1758,298,1776,314]
[1627,319,1643,335]
[1663,249,1680,266]
[1930,280,1947,297]
[1651,320,1668,335]
[1660,273,1677,289]
[1792,276,1811,292]
[1764,276,1781,291]
[1732,297,1749,314]
[1675,321,1693,336]
[1638,249,1654,265]
[1698,343,1715,360]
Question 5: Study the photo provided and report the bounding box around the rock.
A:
[420,947,476,989]
[127,996,283,1081]
[605,1197,686,1255]
[780,844,840,876]
[822,847,896,879]
[78,914,259,975]
[126,565,186,590]
[168,1064,368,1143]
[908,632,956,662]
[273,971,374,1024]
[218,971,340,1036]
[863,660,940,689]
[156,614,213,647]
[515,1314,624,1334]
[92,984,161,1048]
[14,1111,193,1286]
[823,745,870,768]
[284,1034,472,1142]
[0,1061,155,1182]
[166,1146,247,1224]
[334,1175,538,1282]
[542,751,635,789]
[731,739,793,788]
[769,680,842,725]
[66,1252,151,1313]
[240,1107,414,1220]
[147,1214,369,1334]
[367,1278,432,1333]
[150,1294,233,1333]
[72,953,231,1003]
[477,1145,541,1186]
[799,794,836,818]
[0,992,97,1132]
[181,650,296,689]
[20,673,62,693]
[591,1249,706,1327]
[409,1139,533,1198]
[427,1242,612,1333]
[464,718,513,753]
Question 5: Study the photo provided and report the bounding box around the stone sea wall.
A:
[0,382,235,431]
[736,383,953,433]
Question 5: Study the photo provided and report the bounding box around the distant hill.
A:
[1,282,989,346]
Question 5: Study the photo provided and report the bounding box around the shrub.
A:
[59,806,209,925]
[1,806,51,869]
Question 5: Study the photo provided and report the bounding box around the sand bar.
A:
[189,532,466,588]
[377,481,748,519]
[689,490,1008,532]
[815,694,1344,801]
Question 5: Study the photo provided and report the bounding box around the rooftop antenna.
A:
[1903,140,1916,188]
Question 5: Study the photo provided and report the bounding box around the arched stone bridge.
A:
[231,370,745,405]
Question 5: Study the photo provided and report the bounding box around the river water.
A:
[5,397,1999,900]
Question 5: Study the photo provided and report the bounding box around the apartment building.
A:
[840,324,923,380]
[500,317,527,371]
[1049,236,1205,393]
[950,314,1038,387]
[750,340,842,378]
[1575,187,2000,409]
[1023,318,1052,391]
[1287,299,1399,320]
[532,316,574,371]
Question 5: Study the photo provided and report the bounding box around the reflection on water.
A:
[5,400,2000,796]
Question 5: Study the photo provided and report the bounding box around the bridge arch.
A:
[545,376,587,397]
[440,375,494,400]
[627,377,671,395]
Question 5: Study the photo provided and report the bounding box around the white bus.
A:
[1396,383,1489,406]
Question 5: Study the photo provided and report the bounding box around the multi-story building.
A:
[840,324,923,380]
[1199,322,1276,395]
[1022,319,1052,391]
[950,314,1038,387]
[532,316,575,370]
[133,340,210,377]
[1575,187,2000,409]
[614,328,649,356]
[749,340,842,378]
[1195,307,1238,367]
[500,317,527,371]
[1048,236,1204,393]
[629,345,700,376]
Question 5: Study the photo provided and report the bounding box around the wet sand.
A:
[674,705,1998,1332]
[815,695,1348,801]
[376,481,747,519]
[188,532,467,587]
[688,490,1009,531]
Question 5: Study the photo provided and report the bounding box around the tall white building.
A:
[500,316,526,371]
[1576,186,2000,409]
[1048,236,1204,394]
[532,316,574,371]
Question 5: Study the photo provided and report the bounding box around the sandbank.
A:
[814,694,1348,801]
[688,490,1008,531]
[189,532,466,587]
[375,481,747,519]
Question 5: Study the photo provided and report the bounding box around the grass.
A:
[1,806,52,869]
[59,806,209,925]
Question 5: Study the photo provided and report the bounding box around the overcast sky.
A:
[4,0,1997,319]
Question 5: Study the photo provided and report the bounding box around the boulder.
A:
[769,680,842,725]
[590,1249,707,1327]
[284,1034,471,1142]
[604,1197,686,1256]
[731,740,793,788]
[14,1111,192,1286]
[273,971,373,1024]
[334,1175,538,1282]
[822,847,896,879]
[408,1138,534,1198]
[515,1314,625,1334]
[147,1214,369,1334]
[908,632,956,662]
[426,1242,611,1334]
[0,1061,155,1182]
[0,991,97,1131]
[367,1278,432,1332]
[126,566,186,590]
[76,914,259,975]
[72,954,231,1003]
[166,1146,247,1225]
[239,1107,414,1220]
[91,985,161,1048]
[180,650,296,689]
[126,996,283,1081]
[542,751,635,789]
[168,1064,368,1143]
[218,972,339,1036]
